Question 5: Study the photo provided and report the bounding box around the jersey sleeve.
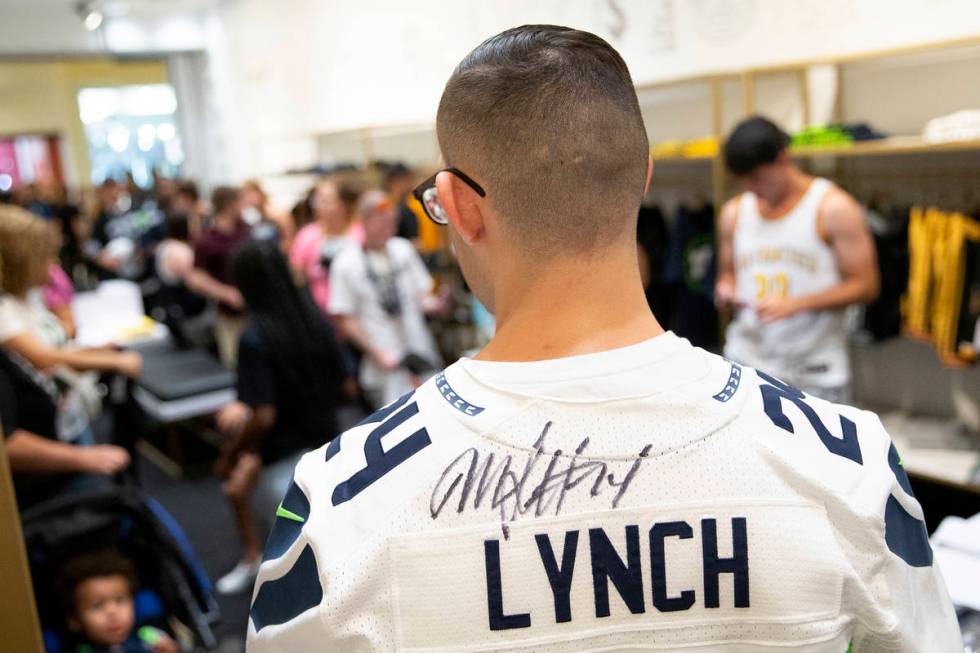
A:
[844,413,961,652]
[745,369,960,651]
[246,450,330,652]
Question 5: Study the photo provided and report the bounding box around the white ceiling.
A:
[0,0,218,55]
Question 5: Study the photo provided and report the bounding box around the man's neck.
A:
[759,169,813,214]
[476,246,664,362]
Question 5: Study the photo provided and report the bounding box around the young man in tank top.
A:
[716,117,879,403]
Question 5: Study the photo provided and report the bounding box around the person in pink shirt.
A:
[288,178,364,316]
[44,263,77,340]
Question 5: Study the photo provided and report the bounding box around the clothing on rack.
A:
[903,206,980,366]
[664,202,719,350]
[860,206,909,342]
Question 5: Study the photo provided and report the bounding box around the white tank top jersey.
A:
[724,178,850,389]
[246,333,959,653]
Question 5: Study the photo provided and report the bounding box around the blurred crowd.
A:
[0,163,468,651]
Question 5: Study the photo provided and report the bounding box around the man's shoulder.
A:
[294,387,446,495]
[387,236,417,258]
[727,363,900,505]
[329,241,362,270]
[817,182,863,225]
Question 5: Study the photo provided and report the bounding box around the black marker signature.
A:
[430,421,651,538]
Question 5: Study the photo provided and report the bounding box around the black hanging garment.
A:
[664,203,719,350]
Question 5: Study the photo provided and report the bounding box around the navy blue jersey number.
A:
[331,395,431,506]
[756,372,931,567]
[757,371,862,465]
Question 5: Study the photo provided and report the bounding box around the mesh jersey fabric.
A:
[247,332,960,653]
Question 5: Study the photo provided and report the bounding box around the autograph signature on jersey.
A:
[430,422,652,538]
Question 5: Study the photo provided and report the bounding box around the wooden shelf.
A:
[651,153,716,163]
[652,137,980,165]
[791,135,980,158]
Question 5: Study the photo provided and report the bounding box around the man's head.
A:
[59,551,137,647]
[359,190,398,250]
[723,116,793,202]
[434,25,650,309]
[240,179,268,210]
[211,186,242,221]
[312,178,362,231]
[382,163,415,200]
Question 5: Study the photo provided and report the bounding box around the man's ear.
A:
[435,171,485,246]
[644,156,654,194]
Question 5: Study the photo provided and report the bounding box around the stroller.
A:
[20,484,220,652]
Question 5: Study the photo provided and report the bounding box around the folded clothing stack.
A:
[791,124,853,147]
[791,122,889,148]
[922,109,980,143]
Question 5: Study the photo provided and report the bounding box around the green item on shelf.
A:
[791,124,853,148]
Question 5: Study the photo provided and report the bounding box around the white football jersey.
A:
[725,178,850,390]
[247,333,960,653]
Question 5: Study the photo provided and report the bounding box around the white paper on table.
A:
[931,513,980,611]
[72,280,167,347]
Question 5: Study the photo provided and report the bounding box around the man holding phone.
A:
[329,191,445,408]
[716,117,879,402]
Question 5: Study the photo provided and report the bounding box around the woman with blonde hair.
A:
[0,206,133,508]
[0,205,142,378]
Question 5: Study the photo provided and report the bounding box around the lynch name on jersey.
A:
[389,501,843,650]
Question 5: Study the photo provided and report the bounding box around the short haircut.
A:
[56,550,136,618]
[241,179,268,204]
[382,162,412,189]
[334,177,364,212]
[211,186,240,215]
[437,25,649,256]
[357,189,394,219]
[723,116,790,176]
[0,205,59,295]
[176,180,199,202]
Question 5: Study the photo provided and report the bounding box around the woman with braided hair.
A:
[212,239,348,594]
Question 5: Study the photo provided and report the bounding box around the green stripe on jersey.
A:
[276,503,305,523]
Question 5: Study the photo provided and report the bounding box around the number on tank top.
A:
[753,273,789,300]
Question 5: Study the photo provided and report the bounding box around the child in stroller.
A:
[20,484,220,652]
[56,550,178,653]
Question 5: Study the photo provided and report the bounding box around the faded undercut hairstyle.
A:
[437,25,649,256]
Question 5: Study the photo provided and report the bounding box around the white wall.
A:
[301,0,980,132]
[195,0,980,179]
[4,0,980,180]
[0,1,208,55]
